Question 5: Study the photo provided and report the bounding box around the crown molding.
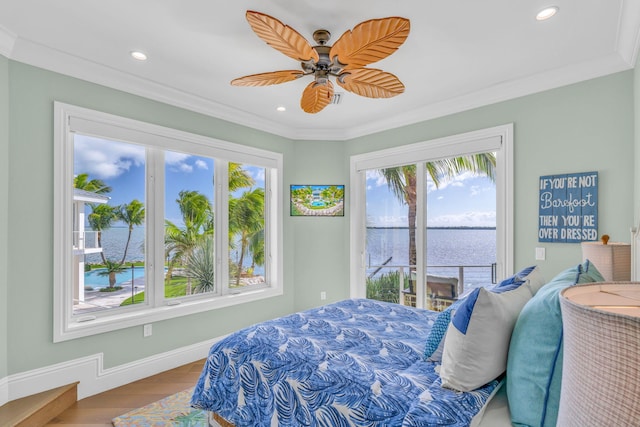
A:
[5,7,640,143]
[616,0,640,66]
[337,52,633,141]
[0,25,16,58]
[9,37,297,138]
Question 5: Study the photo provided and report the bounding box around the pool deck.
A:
[74,275,266,314]
[75,277,145,313]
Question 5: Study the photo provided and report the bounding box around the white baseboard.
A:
[0,375,8,407]
[0,335,224,405]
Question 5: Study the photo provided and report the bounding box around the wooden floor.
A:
[44,359,206,426]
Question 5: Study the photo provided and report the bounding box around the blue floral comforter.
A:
[191,299,498,426]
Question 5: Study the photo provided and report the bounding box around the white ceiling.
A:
[1,1,639,140]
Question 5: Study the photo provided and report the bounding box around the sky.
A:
[74,134,496,228]
[74,135,265,227]
[365,169,496,228]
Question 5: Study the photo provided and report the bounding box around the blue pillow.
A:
[439,266,546,391]
[506,262,602,427]
[452,265,539,334]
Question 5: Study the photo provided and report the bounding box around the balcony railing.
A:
[73,230,100,250]
[366,261,497,308]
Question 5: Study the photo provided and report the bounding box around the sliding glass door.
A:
[350,125,513,309]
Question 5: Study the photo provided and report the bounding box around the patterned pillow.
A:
[423,300,460,361]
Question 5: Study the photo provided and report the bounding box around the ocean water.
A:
[86,227,496,290]
[85,227,145,264]
[366,228,497,291]
[84,227,266,275]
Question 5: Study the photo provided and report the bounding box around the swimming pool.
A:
[84,266,146,288]
[311,200,326,207]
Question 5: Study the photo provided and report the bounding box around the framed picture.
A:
[290,185,345,217]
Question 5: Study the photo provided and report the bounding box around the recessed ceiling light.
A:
[130,51,147,61]
[276,106,286,112]
[536,6,559,21]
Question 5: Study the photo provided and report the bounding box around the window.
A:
[54,102,283,342]
[349,125,513,308]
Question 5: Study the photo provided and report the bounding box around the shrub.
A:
[366,270,408,304]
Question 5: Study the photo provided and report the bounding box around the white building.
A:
[73,189,110,303]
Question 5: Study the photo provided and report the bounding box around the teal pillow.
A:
[506,262,602,427]
[582,258,605,282]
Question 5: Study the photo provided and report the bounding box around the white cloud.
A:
[367,215,408,227]
[251,167,265,182]
[428,211,496,227]
[366,169,388,187]
[178,163,193,173]
[74,136,144,179]
[195,159,208,170]
[165,151,196,173]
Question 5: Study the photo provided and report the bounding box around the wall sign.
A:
[538,171,598,243]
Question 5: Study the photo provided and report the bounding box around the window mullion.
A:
[215,160,229,296]
[264,171,272,286]
[148,148,164,307]
[415,163,426,309]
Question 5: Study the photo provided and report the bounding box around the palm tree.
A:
[165,190,213,294]
[229,162,254,192]
[175,190,213,232]
[248,229,265,274]
[96,259,128,288]
[73,173,112,194]
[229,188,264,286]
[382,153,496,270]
[87,204,118,264]
[116,199,145,265]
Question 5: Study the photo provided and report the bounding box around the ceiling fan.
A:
[231,11,410,114]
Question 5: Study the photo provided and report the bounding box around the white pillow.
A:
[440,266,545,391]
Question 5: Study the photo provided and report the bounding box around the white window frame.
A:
[53,102,283,342]
[349,124,514,307]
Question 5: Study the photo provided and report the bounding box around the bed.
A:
[191,261,610,427]
[190,298,506,426]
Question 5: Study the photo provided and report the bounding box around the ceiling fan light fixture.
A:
[536,6,559,21]
[233,11,410,114]
[130,51,148,61]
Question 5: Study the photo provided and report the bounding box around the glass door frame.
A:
[349,124,514,308]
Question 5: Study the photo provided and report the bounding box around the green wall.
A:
[2,58,636,378]
[345,71,635,281]
[0,55,8,380]
[290,141,350,310]
[6,61,297,373]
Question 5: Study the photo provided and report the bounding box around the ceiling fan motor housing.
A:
[302,44,345,85]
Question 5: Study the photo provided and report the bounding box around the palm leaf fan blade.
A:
[245,10,319,62]
[329,17,410,69]
[337,68,404,98]
[300,81,334,114]
[231,70,304,87]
